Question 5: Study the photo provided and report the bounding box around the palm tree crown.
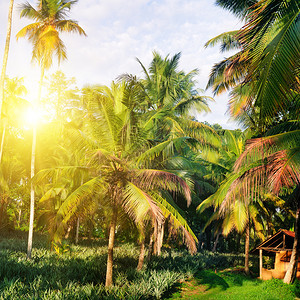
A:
[16,0,86,68]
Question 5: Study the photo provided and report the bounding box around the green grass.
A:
[0,236,299,299]
[169,269,299,299]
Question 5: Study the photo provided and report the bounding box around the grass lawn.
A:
[169,269,299,299]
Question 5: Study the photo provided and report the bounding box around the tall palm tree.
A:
[123,52,221,253]
[16,0,86,259]
[121,52,220,179]
[136,52,216,141]
[0,0,15,164]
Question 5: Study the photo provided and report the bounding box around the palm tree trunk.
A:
[17,199,22,228]
[75,179,83,244]
[64,225,71,239]
[284,189,300,284]
[105,205,118,287]
[27,124,37,259]
[0,0,14,137]
[236,233,241,253]
[0,197,4,228]
[245,223,250,275]
[212,232,221,252]
[157,222,164,256]
[137,238,146,271]
[148,232,154,261]
[153,221,158,255]
[75,217,80,244]
[27,63,44,259]
[0,124,6,164]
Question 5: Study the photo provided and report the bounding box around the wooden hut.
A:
[251,229,299,280]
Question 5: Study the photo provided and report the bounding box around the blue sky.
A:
[0,0,242,129]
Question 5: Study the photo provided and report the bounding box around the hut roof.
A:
[251,229,295,255]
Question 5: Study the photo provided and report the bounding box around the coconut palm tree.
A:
[233,126,300,282]
[121,52,220,184]
[226,0,300,282]
[16,0,86,259]
[0,0,15,151]
[135,52,217,144]
[208,0,299,131]
[197,129,261,273]
[33,82,197,286]
[208,0,299,280]
[122,52,221,253]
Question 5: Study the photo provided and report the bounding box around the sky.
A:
[0,0,243,129]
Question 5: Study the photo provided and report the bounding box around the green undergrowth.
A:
[0,237,298,299]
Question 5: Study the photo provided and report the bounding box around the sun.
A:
[24,106,44,126]
[23,105,56,128]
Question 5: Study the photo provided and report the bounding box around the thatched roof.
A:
[251,229,295,255]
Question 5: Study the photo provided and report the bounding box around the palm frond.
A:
[19,2,40,20]
[240,0,300,126]
[205,30,240,52]
[52,176,105,242]
[151,191,197,254]
[136,169,192,206]
[33,166,88,185]
[123,182,164,226]
[215,0,258,18]
[55,20,87,36]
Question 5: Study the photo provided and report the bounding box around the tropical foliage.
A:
[205,0,300,283]
[0,0,299,297]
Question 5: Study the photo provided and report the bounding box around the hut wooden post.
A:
[259,249,263,279]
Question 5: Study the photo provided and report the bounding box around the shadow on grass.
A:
[194,270,230,291]
[194,269,253,291]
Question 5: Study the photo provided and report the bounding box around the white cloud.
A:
[0,0,243,129]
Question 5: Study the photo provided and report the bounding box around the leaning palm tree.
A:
[201,126,298,278]
[204,0,299,282]
[16,0,86,259]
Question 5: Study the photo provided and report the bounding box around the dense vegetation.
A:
[1,235,300,299]
[0,0,299,298]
